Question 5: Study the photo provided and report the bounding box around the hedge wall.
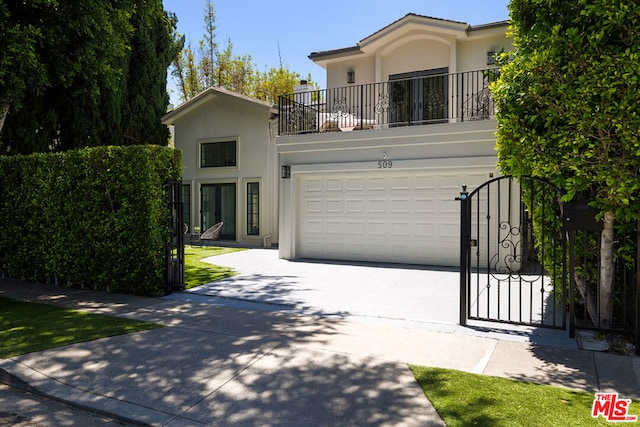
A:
[0,145,182,295]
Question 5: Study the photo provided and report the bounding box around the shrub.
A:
[0,145,182,295]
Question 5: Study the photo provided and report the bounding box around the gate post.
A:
[636,216,640,356]
[457,185,469,326]
[166,180,185,293]
[568,229,576,338]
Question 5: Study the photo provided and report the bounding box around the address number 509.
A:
[378,160,393,169]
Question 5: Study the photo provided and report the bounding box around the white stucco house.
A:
[162,87,279,247]
[276,14,512,266]
[163,13,511,265]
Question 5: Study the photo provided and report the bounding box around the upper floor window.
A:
[200,140,237,168]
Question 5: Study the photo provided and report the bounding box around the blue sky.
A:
[163,0,511,105]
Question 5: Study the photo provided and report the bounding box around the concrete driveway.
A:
[169,248,461,330]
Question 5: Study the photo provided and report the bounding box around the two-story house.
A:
[276,14,512,266]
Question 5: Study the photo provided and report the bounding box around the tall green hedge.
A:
[0,145,182,295]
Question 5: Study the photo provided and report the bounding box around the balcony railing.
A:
[278,68,499,136]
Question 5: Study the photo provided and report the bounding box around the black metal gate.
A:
[166,179,185,293]
[458,176,567,329]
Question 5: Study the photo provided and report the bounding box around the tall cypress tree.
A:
[0,0,178,153]
[123,0,180,146]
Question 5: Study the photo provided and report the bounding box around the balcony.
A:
[278,68,498,136]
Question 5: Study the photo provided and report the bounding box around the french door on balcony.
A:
[201,183,236,240]
[389,67,448,126]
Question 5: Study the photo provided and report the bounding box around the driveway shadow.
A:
[0,279,439,426]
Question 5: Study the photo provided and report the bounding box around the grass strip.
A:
[0,296,162,359]
[184,245,244,289]
[410,365,640,426]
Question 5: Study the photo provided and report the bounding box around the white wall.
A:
[382,36,452,77]
[326,56,375,88]
[457,32,513,71]
[277,120,499,259]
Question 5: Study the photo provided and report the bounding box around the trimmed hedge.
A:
[0,145,182,295]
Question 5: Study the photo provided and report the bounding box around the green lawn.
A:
[0,245,242,358]
[184,245,245,289]
[410,365,640,426]
[0,296,162,359]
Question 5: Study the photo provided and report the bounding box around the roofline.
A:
[468,20,510,32]
[308,14,510,64]
[162,87,277,125]
[362,13,468,44]
[308,45,362,62]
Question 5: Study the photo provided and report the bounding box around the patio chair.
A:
[200,222,223,242]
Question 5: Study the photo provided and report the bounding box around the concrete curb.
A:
[0,365,153,427]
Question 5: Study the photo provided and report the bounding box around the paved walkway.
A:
[0,249,638,426]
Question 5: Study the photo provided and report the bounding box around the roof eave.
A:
[162,87,276,125]
[308,45,363,68]
[467,20,510,34]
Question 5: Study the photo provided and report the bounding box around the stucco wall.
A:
[277,120,500,260]
[326,56,375,89]
[457,32,513,71]
[381,36,452,77]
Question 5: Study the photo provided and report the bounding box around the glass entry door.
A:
[389,67,448,125]
[201,183,236,240]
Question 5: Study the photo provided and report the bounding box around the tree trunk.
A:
[0,100,10,135]
[599,211,615,328]
[574,274,598,326]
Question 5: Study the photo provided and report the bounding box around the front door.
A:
[389,67,448,126]
[201,183,236,240]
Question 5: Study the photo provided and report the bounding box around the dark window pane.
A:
[201,141,236,167]
[247,182,259,236]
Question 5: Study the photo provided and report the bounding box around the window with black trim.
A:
[201,140,236,167]
[247,182,259,236]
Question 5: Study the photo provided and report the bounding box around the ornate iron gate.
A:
[458,176,567,329]
[166,179,185,292]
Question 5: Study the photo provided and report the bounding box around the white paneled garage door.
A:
[298,170,489,266]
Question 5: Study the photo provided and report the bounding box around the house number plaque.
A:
[377,160,393,169]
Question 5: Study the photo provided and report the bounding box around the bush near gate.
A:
[0,145,182,295]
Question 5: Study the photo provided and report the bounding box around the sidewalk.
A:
[0,278,639,426]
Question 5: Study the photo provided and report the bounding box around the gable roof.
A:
[162,86,277,125]
[309,13,509,63]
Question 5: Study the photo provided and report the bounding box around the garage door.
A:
[298,170,488,266]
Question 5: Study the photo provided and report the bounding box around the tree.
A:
[123,0,181,145]
[200,0,217,89]
[172,31,257,101]
[0,0,46,137]
[0,0,178,153]
[214,38,256,95]
[492,0,640,327]
[172,40,203,101]
[171,0,315,104]
[255,67,313,104]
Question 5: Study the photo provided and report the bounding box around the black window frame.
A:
[246,181,260,236]
[200,140,237,168]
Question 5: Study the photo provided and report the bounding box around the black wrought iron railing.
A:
[278,68,499,136]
